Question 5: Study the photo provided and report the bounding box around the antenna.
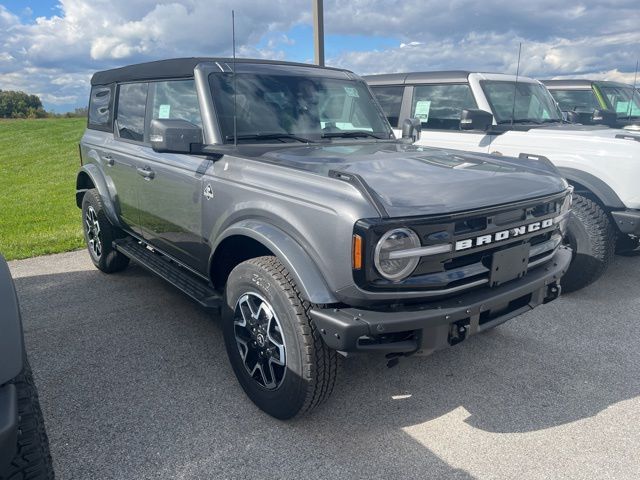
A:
[232,10,238,147]
[628,59,638,122]
[510,42,522,126]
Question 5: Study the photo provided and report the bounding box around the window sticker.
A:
[344,87,359,98]
[414,100,431,121]
[264,91,286,105]
[158,104,171,118]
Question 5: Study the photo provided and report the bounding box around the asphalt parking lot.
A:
[8,250,640,479]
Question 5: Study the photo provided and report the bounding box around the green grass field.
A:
[0,118,86,260]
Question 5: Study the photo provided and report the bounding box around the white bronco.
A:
[366,71,640,292]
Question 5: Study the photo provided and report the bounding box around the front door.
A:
[135,79,211,273]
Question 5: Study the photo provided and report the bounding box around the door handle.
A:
[104,155,114,166]
[136,167,155,180]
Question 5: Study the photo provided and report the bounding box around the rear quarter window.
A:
[88,85,114,131]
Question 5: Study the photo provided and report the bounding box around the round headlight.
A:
[374,228,421,281]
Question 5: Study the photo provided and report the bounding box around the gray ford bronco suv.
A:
[77,58,572,419]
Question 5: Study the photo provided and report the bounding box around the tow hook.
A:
[385,349,419,368]
[544,283,561,303]
[448,321,469,346]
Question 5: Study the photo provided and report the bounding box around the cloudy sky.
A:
[1,0,638,112]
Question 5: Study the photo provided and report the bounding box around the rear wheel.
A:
[562,193,615,292]
[222,256,338,419]
[81,189,129,273]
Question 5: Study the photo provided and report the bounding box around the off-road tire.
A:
[0,359,54,480]
[222,256,338,419]
[562,193,615,292]
[81,189,129,273]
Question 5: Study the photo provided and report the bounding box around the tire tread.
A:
[1,360,54,480]
[562,193,615,292]
[244,256,338,416]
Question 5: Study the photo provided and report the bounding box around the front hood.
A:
[260,143,567,217]
[524,123,640,142]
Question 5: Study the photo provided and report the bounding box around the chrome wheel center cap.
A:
[256,333,266,347]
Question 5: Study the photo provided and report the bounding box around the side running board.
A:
[113,237,222,309]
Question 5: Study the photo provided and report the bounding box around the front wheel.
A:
[222,256,338,419]
[562,193,615,292]
[0,359,54,480]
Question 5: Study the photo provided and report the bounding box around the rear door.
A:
[135,79,211,273]
[108,82,151,235]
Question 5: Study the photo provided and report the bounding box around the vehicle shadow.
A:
[11,253,640,479]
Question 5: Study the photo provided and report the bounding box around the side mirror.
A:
[592,109,617,127]
[563,110,580,123]
[401,117,422,141]
[150,118,203,153]
[459,109,493,131]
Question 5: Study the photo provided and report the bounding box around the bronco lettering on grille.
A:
[455,218,555,251]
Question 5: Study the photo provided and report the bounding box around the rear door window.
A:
[116,83,149,142]
[410,84,477,130]
[370,86,404,127]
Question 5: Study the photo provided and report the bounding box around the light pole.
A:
[313,0,325,66]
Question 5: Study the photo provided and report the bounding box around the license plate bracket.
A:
[489,243,530,287]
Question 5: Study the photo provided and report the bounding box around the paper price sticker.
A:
[414,100,431,121]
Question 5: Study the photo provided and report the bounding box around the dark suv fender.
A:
[76,163,121,227]
[0,255,22,470]
[0,256,23,386]
[211,220,338,305]
[557,167,625,209]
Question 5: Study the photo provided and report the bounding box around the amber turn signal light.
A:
[352,234,363,270]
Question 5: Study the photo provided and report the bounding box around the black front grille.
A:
[354,191,570,296]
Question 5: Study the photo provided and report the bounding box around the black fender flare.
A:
[211,220,338,305]
[76,163,121,227]
[0,256,24,386]
[557,167,625,209]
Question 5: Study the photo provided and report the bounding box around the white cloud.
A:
[1,0,639,111]
[0,0,307,109]
[330,28,640,84]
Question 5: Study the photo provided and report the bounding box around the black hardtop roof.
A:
[543,79,633,89]
[91,57,352,86]
[363,71,472,86]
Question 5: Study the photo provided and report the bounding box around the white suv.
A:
[366,71,640,292]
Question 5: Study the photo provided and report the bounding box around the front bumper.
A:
[611,209,640,235]
[311,246,571,354]
[0,383,18,473]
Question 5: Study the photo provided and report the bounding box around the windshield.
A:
[209,73,393,143]
[549,89,600,113]
[481,81,563,124]
[599,85,640,118]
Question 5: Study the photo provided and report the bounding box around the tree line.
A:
[0,89,87,118]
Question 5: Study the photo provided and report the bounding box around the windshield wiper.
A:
[225,132,312,143]
[321,131,383,139]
